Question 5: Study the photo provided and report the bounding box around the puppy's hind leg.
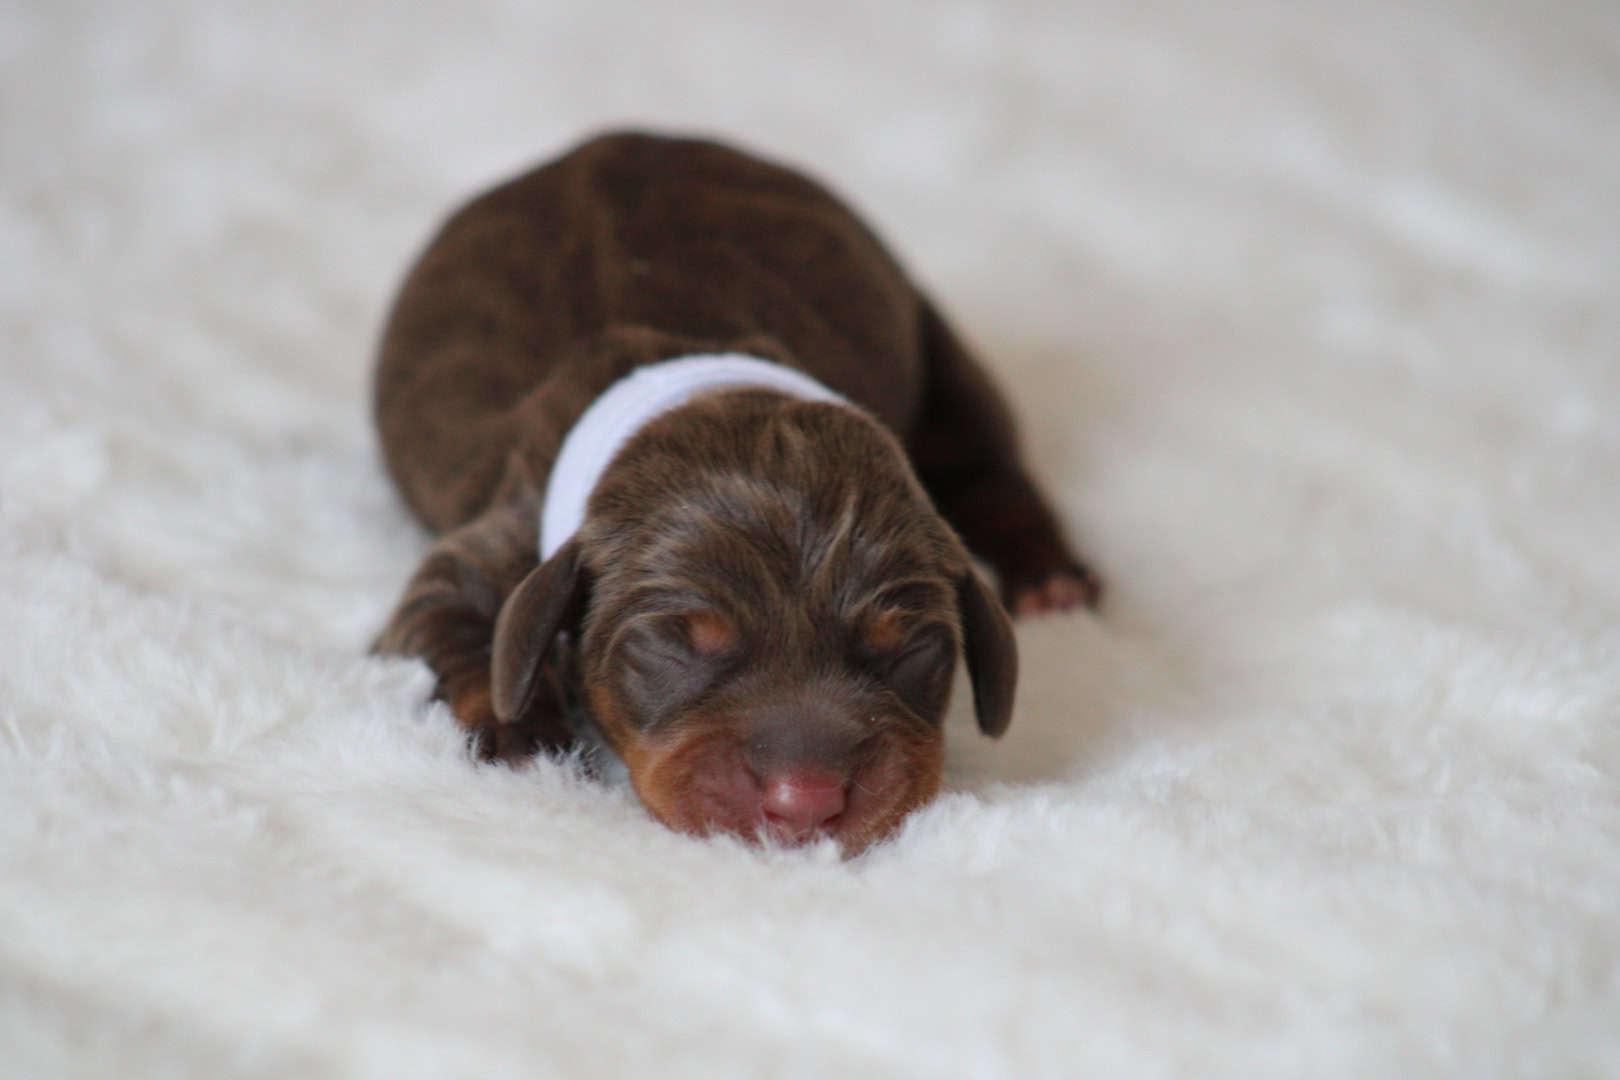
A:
[908,299,1103,615]
[373,485,573,762]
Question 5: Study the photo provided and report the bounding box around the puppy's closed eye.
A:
[866,619,954,721]
[618,610,737,719]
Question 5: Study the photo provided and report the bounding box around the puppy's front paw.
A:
[1008,564,1103,617]
[449,680,548,764]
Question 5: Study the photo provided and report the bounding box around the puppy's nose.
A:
[760,768,847,839]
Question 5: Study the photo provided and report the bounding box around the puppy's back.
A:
[375,131,924,534]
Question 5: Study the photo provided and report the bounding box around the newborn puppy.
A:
[373,131,1100,855]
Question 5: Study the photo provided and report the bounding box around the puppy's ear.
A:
[492,538,589,723]
[957,568,1019,737]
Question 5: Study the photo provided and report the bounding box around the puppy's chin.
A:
[603,705,944,857]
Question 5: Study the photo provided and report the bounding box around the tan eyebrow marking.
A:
[684,610,737,655]
[863,608,907,652]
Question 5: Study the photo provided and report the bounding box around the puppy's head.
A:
[493,389,1016,855]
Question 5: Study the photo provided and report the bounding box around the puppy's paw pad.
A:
[1010,568,1102,617]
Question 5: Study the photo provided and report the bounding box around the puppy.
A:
[373,131,1100,855]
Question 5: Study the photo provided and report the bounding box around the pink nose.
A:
[760,768,847,839]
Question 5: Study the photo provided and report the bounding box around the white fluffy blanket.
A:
[4,1,1617,1075]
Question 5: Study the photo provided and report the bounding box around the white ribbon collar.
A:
[538,354,847,560]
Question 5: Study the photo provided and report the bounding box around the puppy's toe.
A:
[483,720,546,764]
[1010,567,1102,617]
[464,714,547,765]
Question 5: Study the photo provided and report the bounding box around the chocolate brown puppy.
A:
[373,131,1100,854]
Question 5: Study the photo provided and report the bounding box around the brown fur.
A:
[372,131,1099,855]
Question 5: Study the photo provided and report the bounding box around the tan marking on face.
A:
[836,725,944,855]
[863,608,908,652]
[587,682,739,834]
[684,610,737,656]
[585,681,636,760]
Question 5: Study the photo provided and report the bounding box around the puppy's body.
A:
[375,132,1097,853]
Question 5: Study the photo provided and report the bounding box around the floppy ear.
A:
[492,538,589,724]
[957,568,1019,737]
